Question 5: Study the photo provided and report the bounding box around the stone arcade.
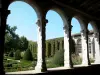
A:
[1,0,100,74]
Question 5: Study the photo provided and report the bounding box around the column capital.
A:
[81,29,88,34]
[93,32,99,42]
[63,25,73,32]
[81,29,89,40]
[2,9,10,16]
[36,18,48,26]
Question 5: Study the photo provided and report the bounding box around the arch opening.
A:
[71,17,82,65]
[46,9,64,68]
[88,22,95,63]
[4,1,38,72]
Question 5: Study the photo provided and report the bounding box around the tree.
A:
[4,24,19,53]
[51,49,64,66]
[14,50,21,60]
[18,36,28,51]
[9,51,14,57]
[23,49,33,61]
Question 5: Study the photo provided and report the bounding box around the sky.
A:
[7,1,92,41]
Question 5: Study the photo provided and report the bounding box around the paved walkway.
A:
[6,64,95,74]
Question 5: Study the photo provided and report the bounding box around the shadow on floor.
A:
[6,64,100,75]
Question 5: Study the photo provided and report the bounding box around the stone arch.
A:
[88,21,99,33]
[46,6,69,27]
[7,0,41,18]
[72,15,87,31]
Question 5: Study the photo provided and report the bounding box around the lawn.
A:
[4,55,94,72]
[4,56,60,72]
[4,56,36,72]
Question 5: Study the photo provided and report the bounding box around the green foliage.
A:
[14,50,21,60]
[51,41,55,56]
[9,51,14,57]
[23,49,33,61]
[28,41,37,59]
[19,36,28,51]
[51,49,64,66]
[3,57,34,72]
[71,54,82,65]
[55,40,58,53]
[90,58,95,63]
[46,42,49,57]
[5,24,19,53]
[71,39,75,53]
[21,51,25,58]
[5,63,13,67]
[48,43,51,57]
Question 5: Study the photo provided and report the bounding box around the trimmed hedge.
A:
[21,51,25,58]
[72,54,82,65]
[28,41,37,58]
[23,49,33,61]
[14,50,21,60]
[9,51,14,57]
[51,49,64,66]
[28,37,75,58]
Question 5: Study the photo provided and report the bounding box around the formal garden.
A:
[4,24,94,72]
[4,49,83,72]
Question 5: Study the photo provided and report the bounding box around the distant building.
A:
[72,30,95,58]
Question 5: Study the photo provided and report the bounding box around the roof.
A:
[72,30,93,36]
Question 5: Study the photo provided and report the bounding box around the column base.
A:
[82,61,90,66]
[35,64,47,72]
[94,60,100,64]
[64,64,73,69]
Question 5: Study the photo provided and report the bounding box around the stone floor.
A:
[6,64,100,75]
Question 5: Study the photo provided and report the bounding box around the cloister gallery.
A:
[0,0,100,74]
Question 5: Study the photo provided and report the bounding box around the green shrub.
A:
[21,51,25,58]
[90,58,95,63]
[23,49,33,61]
[14,50,21,60]
[71,54,82,65]
[51,49,64,66]
[5,63,12,67]
[9,51,14,57]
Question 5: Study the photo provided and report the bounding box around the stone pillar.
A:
[81,29,90,66]
[63,17,73,68]
[35,17,48,72]
[0,12,1,27]
[0,9,10,75]
[94,32,100,64]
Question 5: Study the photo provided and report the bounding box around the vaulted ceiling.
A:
[2,0,100,21]
[54,0,100,20]
[34,0,100,21]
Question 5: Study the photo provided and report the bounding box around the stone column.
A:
[81,29,90,66]
[0,9,10,75]
[94,32,100,64]
[63,17,73,68]
[35,18,48,72]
